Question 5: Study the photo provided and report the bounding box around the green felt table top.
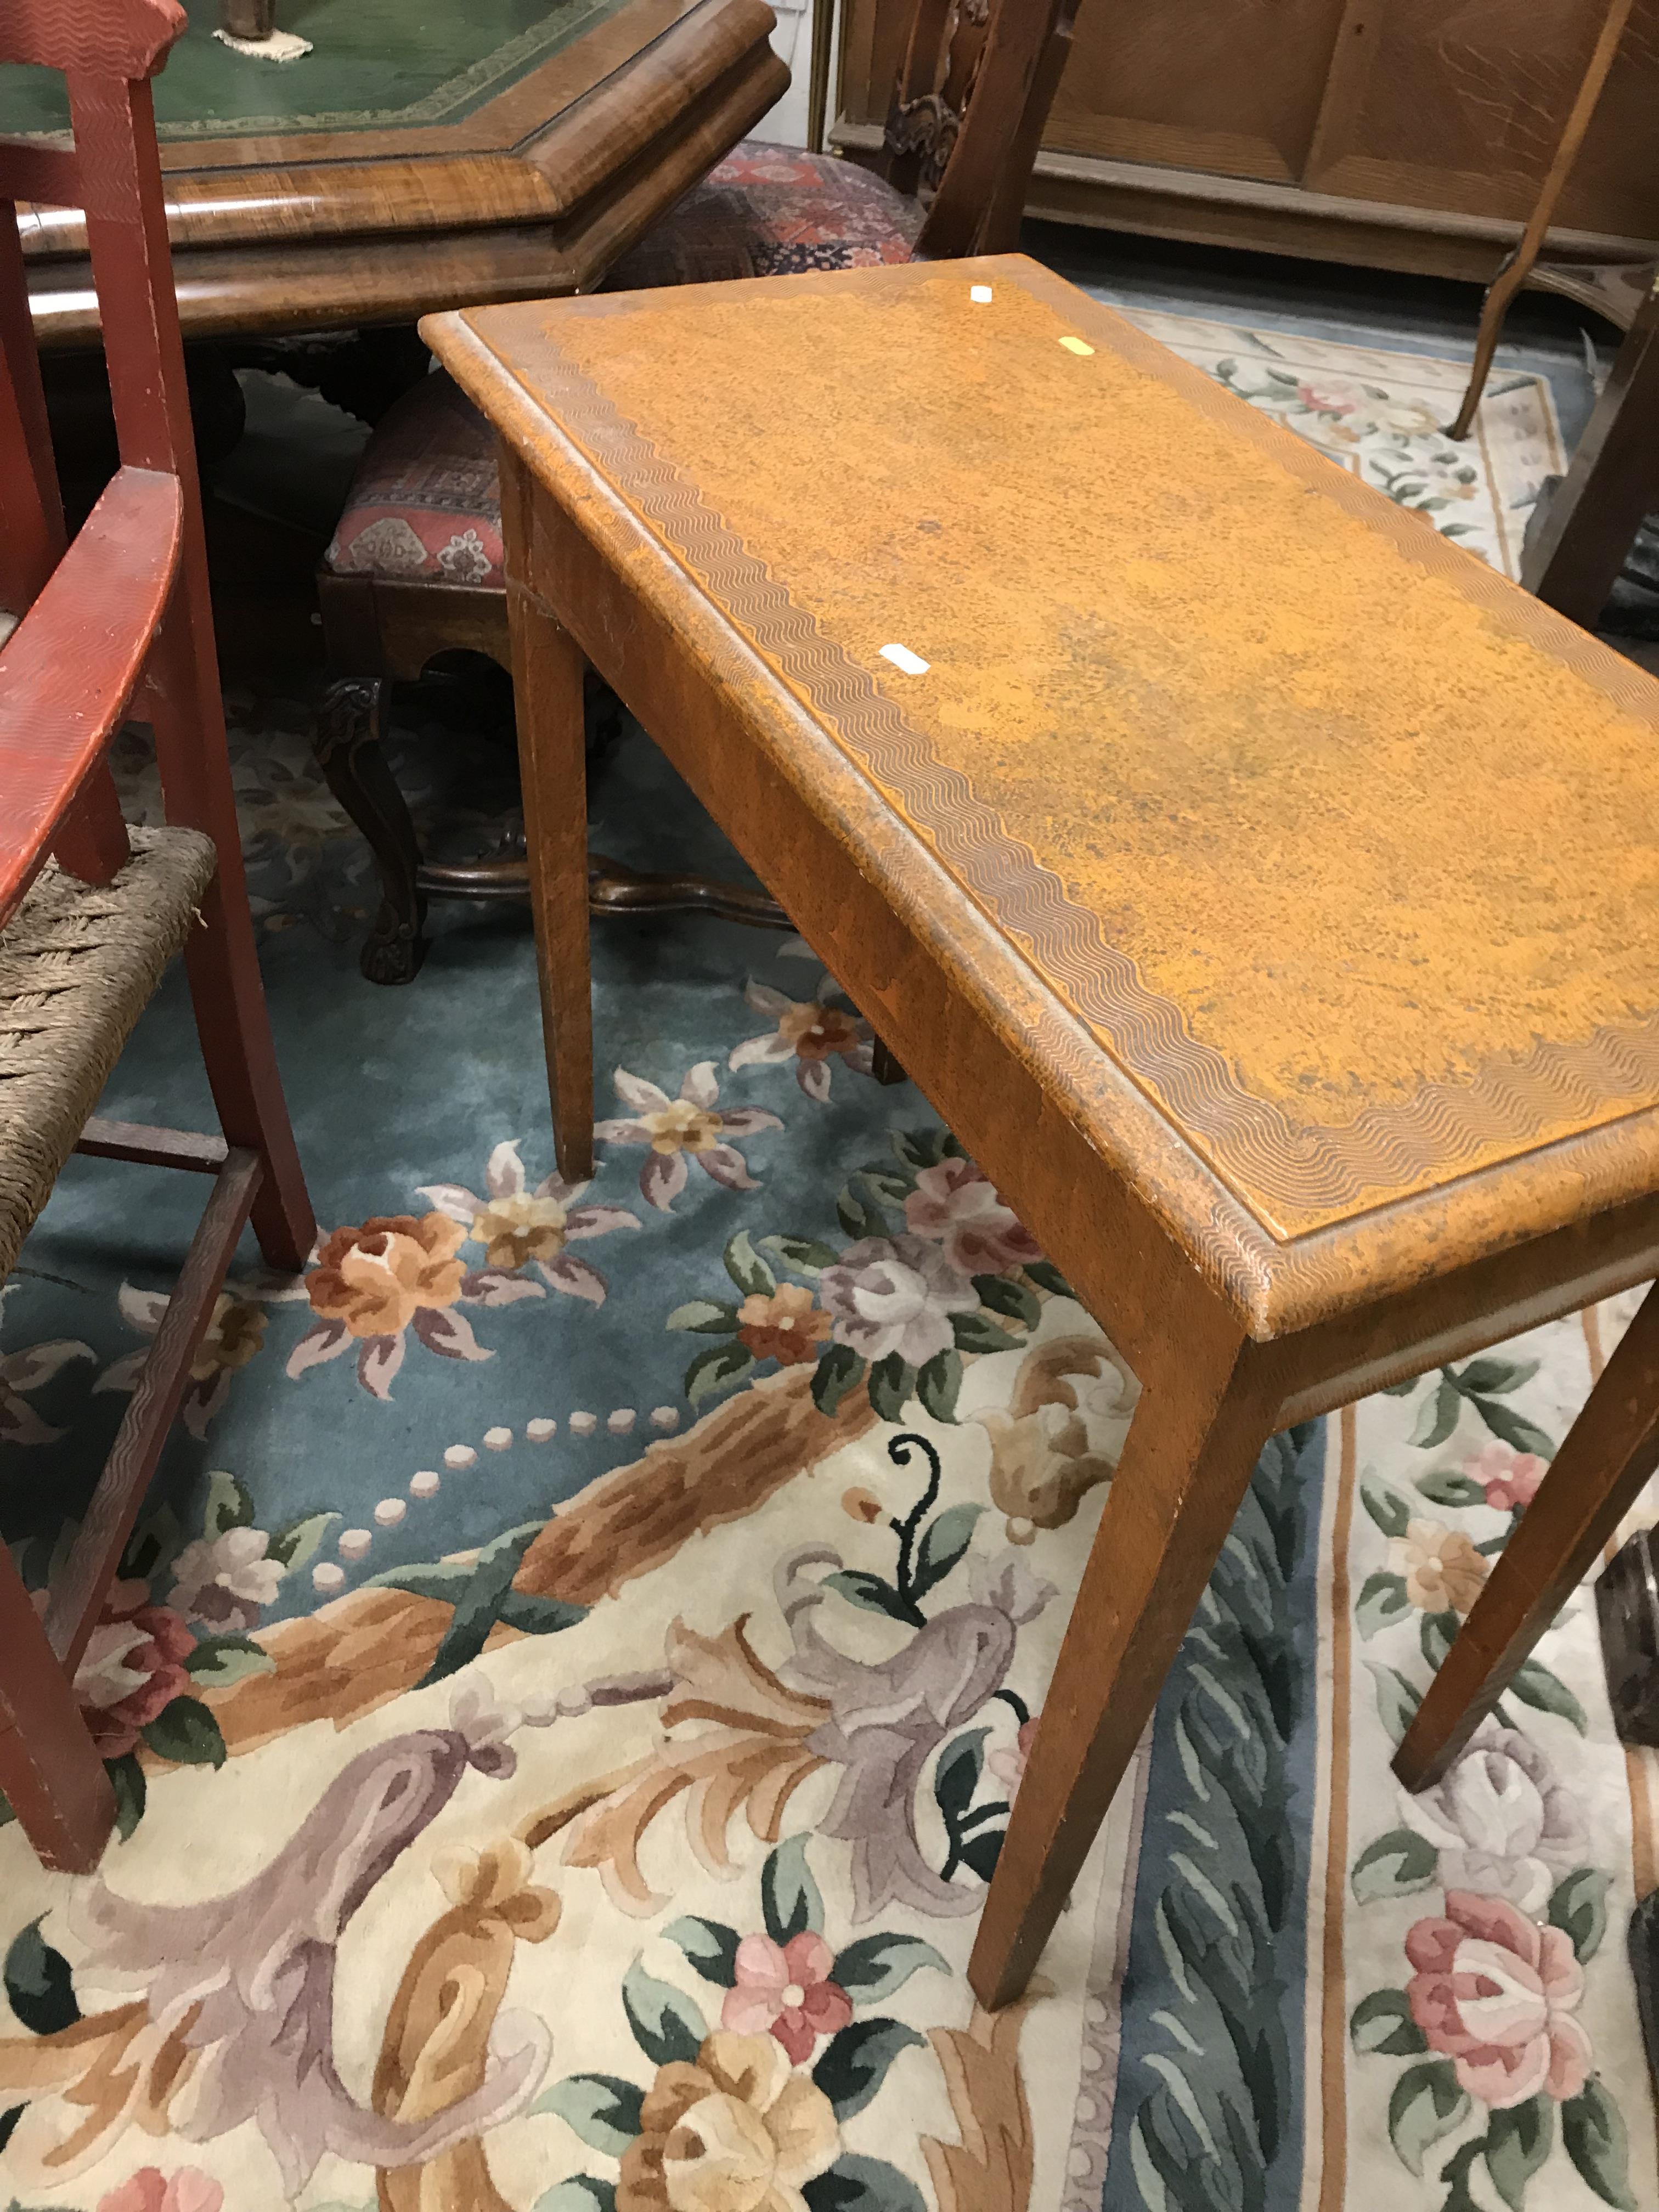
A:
[0,0,626,143]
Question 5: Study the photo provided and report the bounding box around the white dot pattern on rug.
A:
[444,1444,477,1470]
[337,1528,372,1561]
[527,1417,556,1442]
[568,1410,596,1435]
[311,1562,345,1593]
[410,1470,440,1498]
[607,1408,636,1435]
[650,1406,679,1432]
[374,1498,406,1526]
[484,1425,512,1451]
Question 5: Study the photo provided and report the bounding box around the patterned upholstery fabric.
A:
[325,145,921,589]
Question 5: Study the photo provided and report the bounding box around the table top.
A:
[9,0,784,343]
[431,255,1659,1324]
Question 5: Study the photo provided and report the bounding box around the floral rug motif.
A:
[2,318,1650,2212]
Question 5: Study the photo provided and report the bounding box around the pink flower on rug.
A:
[1297,381,1357,414]
[721,1931,853,2062]
[595,1064,782,1211]
[64,1580,195,1760]
[97,2166,223,2212]
[1406,1889,1591,2107]
[902,1158,1041,1277]
[820,1235,978,1367]
[1467,1440,1547,1513]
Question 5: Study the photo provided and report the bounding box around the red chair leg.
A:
[0,1544,114,1874]
[145,591,315,1273]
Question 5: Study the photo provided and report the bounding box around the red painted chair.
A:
[0,0,315,1870]
[312,0,1081,983]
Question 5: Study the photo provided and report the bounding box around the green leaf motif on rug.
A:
[759,1234,838,1277]
[1548,1869,1609,1963]
[1365,1662,1423,1745]
[663,1916,741,1987]
[1350,1828,1438,1905]
[267,1509,339,1573]
[866,1354,913,1424]
[3,1918,80,2035]
[812,2018,925,2119]
[933,1730,986,1824]
[1485,2096,1553,2212]
[1356,1570,1410,1639]
[761,1835,823,1945]
[1415,1470,1487,1508]
[949,1311,1020,1357]
[1360,1473,1413,1538]
[915,1348,961,1424]
[185,1633,275,1688]
[532,2074,646,2155]
[822,1571,915,1624]
[666,1299,741,1334]
[723,1231,777,1299]
[106,1751,145,1840]
[972,1273,1040,1328]
[685,1340,757,1407]
[1561,2077,1638,2209]
[1022,1259,1073,1299]
[913,1504,983,1600]
[1348,1989,1427,2057]
[379,1521,584,1689]
[1387,2058,1469,2175]
[1420,1609,1458,1671]
[803,2154,927,2212]
[1505,1660,1587,1734]
[534,2180,618,2212]
[811,1343,866,1417]
[204,1466,257,1537]
[621,1962,706,2070]
[141,1695,227,1769]
[830,1933,949,2002]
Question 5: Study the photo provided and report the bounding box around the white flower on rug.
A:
[596,1065,782,1211]
[419,1138,640,1306]
[902,1155,1042,1276]
[729,977,874,1102]
[819,1234,978,1367]
[166,1526,285,1635]
[1399,1719,1589,1914]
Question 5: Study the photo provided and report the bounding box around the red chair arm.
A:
[0,464,182,924]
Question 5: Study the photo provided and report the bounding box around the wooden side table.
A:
[427,256,1659,2008]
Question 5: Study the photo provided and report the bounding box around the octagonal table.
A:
[4,0,786,346]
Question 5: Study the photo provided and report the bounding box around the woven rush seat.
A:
[0,826,217,1280]
[323,144,923,590]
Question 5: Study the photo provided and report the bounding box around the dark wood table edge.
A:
[15,0,785,344]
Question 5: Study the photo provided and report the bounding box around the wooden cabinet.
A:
[833,0,1659,286]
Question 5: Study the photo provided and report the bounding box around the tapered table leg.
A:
[502,453,594,1184]
[969,1313,1278,2009]
[1396,1280,1659,1791]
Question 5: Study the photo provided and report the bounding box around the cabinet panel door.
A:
[1307,0,1659,235]
[1042,0,1350,183]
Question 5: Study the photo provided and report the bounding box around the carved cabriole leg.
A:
[1396,1280,1659,1791]
[969,1294,1279,2010]
[313,676,429,985]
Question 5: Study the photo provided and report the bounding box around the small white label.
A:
[879,642,930,676]
[1059,335,1096,357]
[969,284,994,304]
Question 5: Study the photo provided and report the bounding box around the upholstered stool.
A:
[312,147,924,980]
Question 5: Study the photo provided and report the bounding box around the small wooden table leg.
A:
[1396,1280,1659,1792]
[969,1310,1278,2009]
[501,453,594,1183]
